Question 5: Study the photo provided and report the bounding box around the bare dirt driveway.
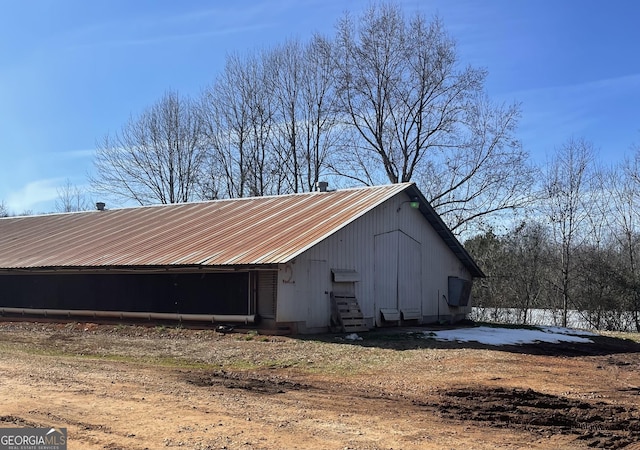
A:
[0,321,639,450]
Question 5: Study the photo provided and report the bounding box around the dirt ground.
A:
[0,321,639,450]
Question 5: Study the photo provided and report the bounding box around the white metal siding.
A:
[307,260,330,329]
[278,192,473,329]
[374,232,399,323]
[373,230,422,325]
[398,232,422,315]
[276,262,305,322]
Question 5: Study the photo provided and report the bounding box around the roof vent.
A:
[96,202,106,211]
[317,181,329,192]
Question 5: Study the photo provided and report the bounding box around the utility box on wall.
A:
[447,277,472,307]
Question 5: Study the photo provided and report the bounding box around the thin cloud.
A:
[100,24,275,48]
[6,178,63,213]
[510,72,640,99]
[163,2,284,26]
[55,149,96,159]
[509,72,640,158]
[64,2,285,50]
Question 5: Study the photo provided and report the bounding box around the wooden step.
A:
[330,293,368,333]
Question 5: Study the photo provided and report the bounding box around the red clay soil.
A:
[0,321,639,449]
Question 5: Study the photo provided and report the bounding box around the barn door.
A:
[307,259,329,329]
[398,232,422,314]
[374,231,422,325]
[374,233,399,322]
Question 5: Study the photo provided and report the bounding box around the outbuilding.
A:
[0,182,483,333]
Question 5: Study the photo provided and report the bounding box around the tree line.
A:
[467,138,640,332]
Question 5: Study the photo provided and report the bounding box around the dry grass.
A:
[1,321,639,449]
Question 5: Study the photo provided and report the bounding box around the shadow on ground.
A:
[298,326,640,357]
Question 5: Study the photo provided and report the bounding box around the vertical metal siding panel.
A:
[421,219,448,318]
[360,213,377,319]
[374,232,399,320]
[392,192,468,321]
[276,263,300,322]
[353,205,380,320]
[297,236,329,329]
[287,249,332,330]
[418,213,470,319]
[306,259,330,329]
[291,258,310,323]
[359,197,394,319]
[356,197,402,320]
[398,233,422,313]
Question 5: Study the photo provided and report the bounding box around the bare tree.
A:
[269,39,304,193]
[240,51,277,196]
[201,37,341,199]
[466,221,553,325]
[625,146,640,331]
[55,179,91,212]
[334,3,532,233]
[422,96,533,234]
[0,200,8,218]
[299,35,342,191]
[543,137,596,326]
[465,229,511,322]
[201,54,251,199]
[268,36,342,193]
[506,221,552,324]
[198,1,533,226]
[91,90,207,205]
[201,51,278,198]
[601,153,640,331]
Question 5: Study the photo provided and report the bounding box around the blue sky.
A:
[1,0,639,213]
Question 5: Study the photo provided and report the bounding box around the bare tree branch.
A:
[55,178,91,212]
[90,90,207,205]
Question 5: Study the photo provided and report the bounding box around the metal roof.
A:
[0,183,483,277]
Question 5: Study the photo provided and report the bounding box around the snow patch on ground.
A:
[538,326,597,337]
[344,333,363,341]
[422,326,595,346]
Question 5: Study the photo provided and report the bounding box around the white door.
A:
[398,232,422,313]
[374,231,422,324]
[374,232,399,324]
[307,259,329,329]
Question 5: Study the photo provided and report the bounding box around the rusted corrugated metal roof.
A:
[0,182,484,277]
[0,183,411,269]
